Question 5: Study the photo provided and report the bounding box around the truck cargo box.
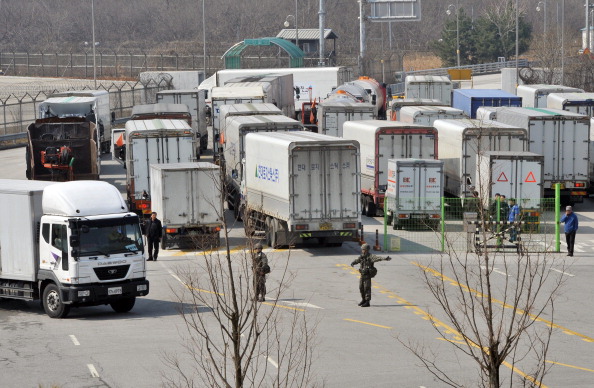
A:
[389,98,446,121]
[342,120,438,216]
[546,92,594,116]
[477,151,544,210]
[224,73,296,118]
[0,180,57,281]
[404,75,453,105]
[516,84,584,108]
[452,89,522,118]
[399,105,466,126]
[317,99,375,137]
[386,159,444,230]
[433,119,528,198]
[493,107,589,202]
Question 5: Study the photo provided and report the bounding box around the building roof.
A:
[276,28,337,40]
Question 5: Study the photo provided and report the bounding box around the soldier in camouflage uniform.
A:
[253,243,269,302]
[350,243,391,307]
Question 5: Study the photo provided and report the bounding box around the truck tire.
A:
[42,283,70,318]
[161,234,168,250]
[110,297,136,313]
[366,201,376,217]
[270,219,279,249]
[264,217,272,247]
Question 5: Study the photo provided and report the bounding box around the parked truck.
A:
[139,70,206,90]
[433,119,529,198]
[156,89,209,152]
[0,179,149,318]
[26,121,100,181]
[211,86,266,159]
[45,90,111,154]
[476,151,544,212]
[404,75,453,105]
[222,115,304,219]
[493,107,590,203]
[224,73,296,119]
[452,89,522,119]
[218,103,283,142]
[389,98,446,121]
[546,92,594,117]
[150,163,223,250]
[385,159,444,230]
[242,131,360,248]
[317,96,375,137]
[125,119,196,217]
[342,120,439,217]
[515,84,584,108]
[399,105,466,126]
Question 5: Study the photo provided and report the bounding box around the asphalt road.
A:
[1,145,594,387]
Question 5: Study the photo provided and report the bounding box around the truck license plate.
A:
[108,287,122,296]
[319,222,332,230]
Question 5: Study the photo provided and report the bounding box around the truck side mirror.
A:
[69,235,80,247]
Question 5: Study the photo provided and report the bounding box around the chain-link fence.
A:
[380,196,562,254]
[0,77,173,138]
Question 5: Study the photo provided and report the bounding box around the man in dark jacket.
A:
[145,212,162,261]
[350,243,391,307]
[561,205,579,257]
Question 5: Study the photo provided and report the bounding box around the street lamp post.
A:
[446,1,460,68]
[284,14,299,49]
[91,0,97,88]
[536,1,547,36]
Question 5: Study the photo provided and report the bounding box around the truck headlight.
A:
[78,290,90,297]
[137,284,147,292]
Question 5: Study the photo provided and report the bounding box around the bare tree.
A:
[401,126,566,387]
[162,167,318,388]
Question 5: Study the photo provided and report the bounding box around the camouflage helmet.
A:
[254,243,263,250]
[361,243,370,251]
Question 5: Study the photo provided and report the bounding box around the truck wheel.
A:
[43,283,70,318]
[110,297,136,313]
[366,201,376,217]
[161,235,168,250]
[270,219,279,249]
[264,217,272,247]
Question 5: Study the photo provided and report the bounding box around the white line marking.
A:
[283,301,324,309]
[550,268,575,277]
[481,266,510,277]
[267,356,279,369]
[69,335,80,346]
[168,270,183,284]
[87,364,100,378]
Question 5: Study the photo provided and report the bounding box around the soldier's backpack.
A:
[261,264,271,274]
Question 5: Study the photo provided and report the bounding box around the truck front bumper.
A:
[60,279,150,305]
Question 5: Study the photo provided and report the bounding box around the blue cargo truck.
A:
[452,89,522,119]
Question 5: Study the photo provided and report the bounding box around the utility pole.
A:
[319,0,326,66]
[359,0,366,75]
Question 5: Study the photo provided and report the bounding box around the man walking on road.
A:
[350,243,391,307]
[144,212,162,261]
[561,205,578,257]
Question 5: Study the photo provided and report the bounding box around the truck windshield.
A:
[76,218,143,257]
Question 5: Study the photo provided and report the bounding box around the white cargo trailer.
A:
[389,98,447,121]
[224,73,296,119]
[125,119,196,217]
[516,84,584,108]
[386,159,444,230]
[222,115,303,218]
[139,70,206,90]
[150,163,223,249]
[399,105,466,126]
[218,103,283,141]
[493,107,590,203]
[476,107,498,121]
[342,120,438,217]
[0,180,148,318]
[243,131,360,248]
[433,119,529,198]
[404,75,453,105]
[547,92,594,116]
[211,67,353,113]
[476,151,544,210]
[211,86,266,158]
[317,98,375,137]
[156,89,209,152]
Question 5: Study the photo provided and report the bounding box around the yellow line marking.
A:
[413,261,594,343]
[173,246,248,256]
[339,265,547,387]
[546,360,594,373]
[187,286,224,296]
[344,318,392,329]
